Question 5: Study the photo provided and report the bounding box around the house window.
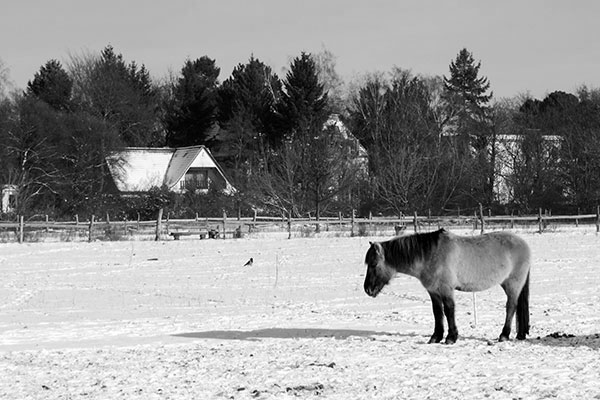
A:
[181,168,209,190]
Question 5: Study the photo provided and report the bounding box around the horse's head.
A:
[364,241,394,297]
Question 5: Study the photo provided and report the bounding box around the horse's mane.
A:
[382,229,446,268]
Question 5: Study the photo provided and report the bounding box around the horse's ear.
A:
[371,242,382,255]
[369,241,373,246]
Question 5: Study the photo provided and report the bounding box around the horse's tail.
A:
[516,271,530,340]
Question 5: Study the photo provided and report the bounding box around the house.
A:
[325,114,369,174]
[1,184,17,213]
[494,133,562,204]
[106,146,235,194]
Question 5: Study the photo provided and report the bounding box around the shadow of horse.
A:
[529,332,600,349]
[173,327,416,341]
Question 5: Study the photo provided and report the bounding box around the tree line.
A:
[1,46,599,220]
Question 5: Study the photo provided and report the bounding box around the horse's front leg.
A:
[427,291,445,343]
[441,292,458,344]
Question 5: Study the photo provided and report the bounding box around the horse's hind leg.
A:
[427,291,445,344]
[499,283,520,342]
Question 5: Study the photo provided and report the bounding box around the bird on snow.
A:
[243,258,253,267]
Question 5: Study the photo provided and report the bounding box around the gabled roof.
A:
[164,146,204,188]
[326,114,368,159]
[106,145,233,193]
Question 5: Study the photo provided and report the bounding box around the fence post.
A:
[155,209,163,241]
[75,214,79,226]
[413,211,418,233]
[351,209,355,237]
[222,210,227,239]
[474,211,478,231]
[45,214,49,233]
[88,215,95,242]
[472,292,478,328]
[479,203,485,234]
[19,215,24,243]
[510,211,514,229]
[287,211,292,239]
[538,208,543,234]
[596,205,599,234]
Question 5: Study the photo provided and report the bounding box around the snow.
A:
[1,228,600,399]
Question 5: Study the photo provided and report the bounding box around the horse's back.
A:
[451,231,530,261]
[439,230,530,292]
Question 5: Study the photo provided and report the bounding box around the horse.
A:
[363,228,531,344]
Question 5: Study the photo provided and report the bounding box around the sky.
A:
[1,0,600,100]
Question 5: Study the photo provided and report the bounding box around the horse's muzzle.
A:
[364,285,381,298]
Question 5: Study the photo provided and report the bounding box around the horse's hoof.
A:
[444,336,457,345]
[498,335,510,342]
[516,334,526,340]
[428,336,442,344]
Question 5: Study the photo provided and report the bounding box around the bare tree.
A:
[313,45,346,113]
[0,96,63,214]
[251,141,303,217]
[348,69,463,214]
[0,59,14,100]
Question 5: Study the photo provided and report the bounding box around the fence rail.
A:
[1,209,599,244]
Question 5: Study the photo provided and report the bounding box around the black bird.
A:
[243,257,253,267]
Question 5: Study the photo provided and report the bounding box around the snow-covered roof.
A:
[106,146,234,193]
[326,114,368,159]
[164,147,203,188]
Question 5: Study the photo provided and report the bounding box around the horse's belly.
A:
[455,281,495,292]
[455,265,508,292]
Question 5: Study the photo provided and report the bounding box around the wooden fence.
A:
[0,208,599,244]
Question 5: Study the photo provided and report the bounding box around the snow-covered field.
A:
[1,228,600,399]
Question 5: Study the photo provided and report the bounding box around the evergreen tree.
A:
[69,45,162,147]
[275,52,329,143]
[444,48,495,207]
[444,48,492,116]
[164,57,220,147]
[26,59,72,111]
[277,52,330,216]
[217,56,282,190]
[218,56,281,134]
[444,48,493,150]
[257,52,362,219]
